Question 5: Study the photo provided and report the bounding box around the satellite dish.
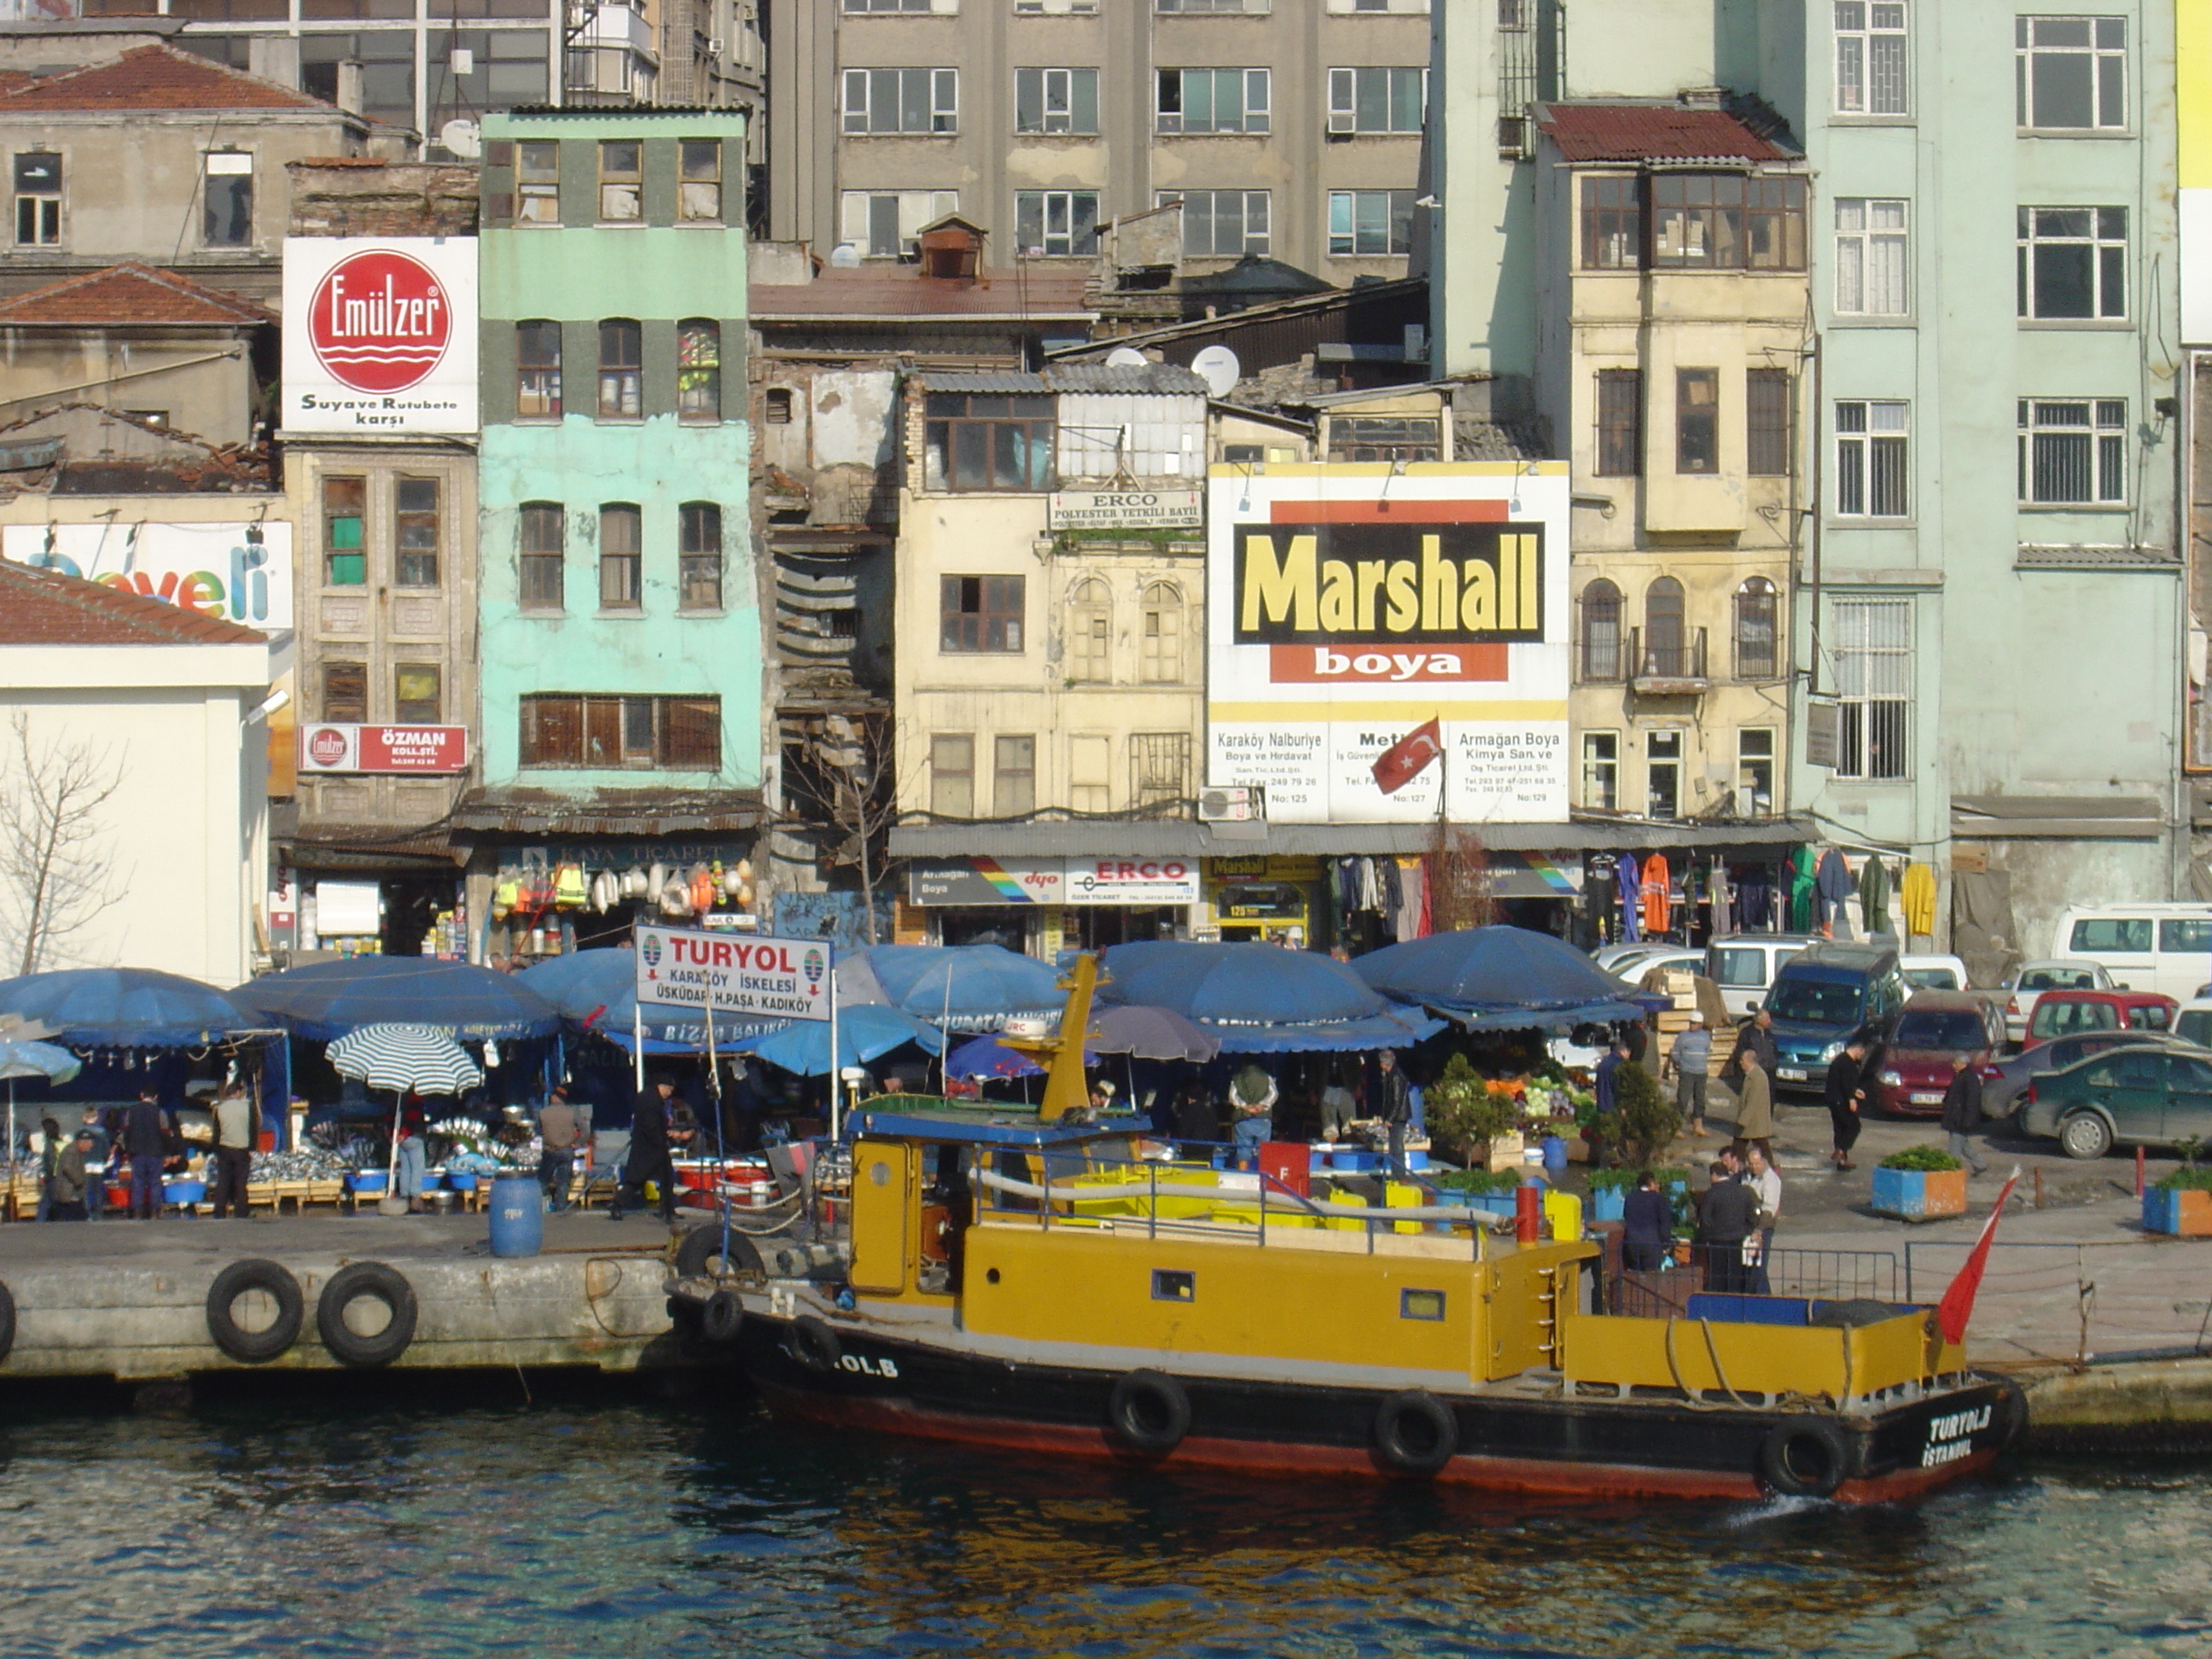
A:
[1190,345,1242,399]
[829,242,864,268]
[1105,346,1148,368]
[438,118,481,160]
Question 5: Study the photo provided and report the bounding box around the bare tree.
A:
[780,713,907,946]
[0,713,128,975]
[1429,818,1497,934]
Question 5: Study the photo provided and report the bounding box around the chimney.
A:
[335,59,364,118]
[248,33,300,90]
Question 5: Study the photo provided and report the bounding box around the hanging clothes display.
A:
[1815,847,1855,938]
[1859,854,1892,939]
[1710,858,1732,936]
[1394,857,1425,940]
[1616,855,1641,943]
[1640,853,1671,939]
[1733,867,1773,930]
[1900,861,1937,940]
[1787,847,1819,933]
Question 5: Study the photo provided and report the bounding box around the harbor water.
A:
[2,1393,2206,1657]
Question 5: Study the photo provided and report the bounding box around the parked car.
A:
[1704,932,1817,1018]
[2018,1043,2212,1159]
[1899,953,1973,992]
[2178,997,2212,1049]
[2000,958,2116,1045]
[1979,1029,2191,1123]
[1765,942,1910,1092]
[1871,992,2010,1117]
[2022,989,2178,1049]
[1593,943,1672,975]
[1621,949,1707,987]
[2048,904,2212,998]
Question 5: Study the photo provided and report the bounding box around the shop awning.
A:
[452,787,763,838]
[888,816,1813,860]
[1950,795,2163,841]
[234,957,561,1041]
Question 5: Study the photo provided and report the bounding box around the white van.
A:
[2050,904,2212,1000]
[1704,933,1818,1017]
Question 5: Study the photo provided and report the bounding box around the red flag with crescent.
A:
[1371,718,1443,795]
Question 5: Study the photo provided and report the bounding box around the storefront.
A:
[461,837,761,966]
[905,854,1202,955]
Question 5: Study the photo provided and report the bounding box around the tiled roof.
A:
[0,559,268,647]
[750,269,1093,318]
[0,44,331,113]
[1535,102,1795,163]
[0,263,274,327]
[0,70,35,96]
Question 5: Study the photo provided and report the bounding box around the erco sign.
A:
[309,248,451,393]
[282,236,478,434]
[1067,859,1199,905]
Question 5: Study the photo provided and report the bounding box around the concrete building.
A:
[463,106,760,962]
[765,0,1430,282]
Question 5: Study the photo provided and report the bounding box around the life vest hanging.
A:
[553,864,588,911]
[690,864,718,915]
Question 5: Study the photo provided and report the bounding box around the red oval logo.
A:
[308,249,451,393]
[307,727,350,765]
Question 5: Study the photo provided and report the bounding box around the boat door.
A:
[849,1138,916,1295]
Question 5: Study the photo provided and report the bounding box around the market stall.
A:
[843,944,1064,1033]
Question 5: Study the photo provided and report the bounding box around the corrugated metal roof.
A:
[2014,543,2180,569]
[1536,102,1796,163]
[453,788,762,836]
[923,364,1211,395]
[888,815,1813,859]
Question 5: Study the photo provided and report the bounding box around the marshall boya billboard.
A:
[281,237,478,434]
[1206,463,1571,824]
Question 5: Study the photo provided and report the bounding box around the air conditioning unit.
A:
[1198,784,1266,823]
[707,35,724,54]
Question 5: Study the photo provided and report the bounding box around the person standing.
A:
[1668,1013,1712,1138]
[122,1088,173,1220]
[613,1074,678,1223]
[209,1086,255,1220]
[1725,1007,1778,1087]
[1941,1051,1991,1175]
[1621,1171,1673,1272]
[1376,1050,1413,1177]
[1732,1045,1774,1163]
[1318,1061,1358,1144]
[1825,1033,1871,1171]
[1694,1159,1760,1294]
[46,1127,96,1220]
[1595,1035,1627,1120]
[78,1105,111,1221]
[33,1116,62,1222]
[1743,1144,1783,1295]
[394,1103,429,1214]
[538,1086,579,1214]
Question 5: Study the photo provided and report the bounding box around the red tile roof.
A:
[0,70,36,96]
[751,269,1094,318]
[0,263,274,327]
[0,44,332,113]
[1536,103,1794,164]
[0,558,269,647]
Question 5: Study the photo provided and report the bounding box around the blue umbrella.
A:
[1354,926,1662,1031]
[734,1005,945,1077]
[517,949,778,1051]
[851,945,1065,1032]
[1097,942,1441,1053]
[233,957,558,1040]
[0,967,263,1046]
[943,1032,1100,1080]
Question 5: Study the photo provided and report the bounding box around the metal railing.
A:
[1902,1238,2212,1366]
[1628,626,1709,683]
[1604,1245,1901,1319]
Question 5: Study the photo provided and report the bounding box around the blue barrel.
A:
[488,1175,544,1258]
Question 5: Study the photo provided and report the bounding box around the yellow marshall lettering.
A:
[1355,560,1388,632]
[1421,535,1454,630]
[1319,559,1356,630]
[1383,560,1418,632]
[1240,533,1318,632]
[1461,559,1496,631]
[1522,534,1540,629]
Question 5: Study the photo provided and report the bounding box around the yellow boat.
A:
[670,956,2019,1502]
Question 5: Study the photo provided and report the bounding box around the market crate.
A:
[1870,1165,1967,1220]
[306,1178,346,1206]
[1588,1187,1627,1223]
[2142,1186,2212,1237]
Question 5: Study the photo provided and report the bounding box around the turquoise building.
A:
[463,108,760,956]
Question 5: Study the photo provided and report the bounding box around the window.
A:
[994,735,1037,816]
[843,67,959,134]
[597,319,641,418]
[679,138,721,221]
[841,189,960,258]
[1140,582,1183,682]
[1834,0,1908,114]
[394,476,439,586]
[1158,0,1267,11]
[1016,189,1101,255]
[1150,1268,1195,1301]
[1132,732,1191,808]
[765,387,795,424]
[13,152,60,247]
[1833,597,1910,780]
[2017,206,2127,319]
[1580,176,1640,269]
[1646,730,1682,818]
[678,502,722,611]
[1326,67,1425,133]
[1649,174,1807,270]
[1070,734,1110,812]
[1163,189,1270,257]
[678,319,720,422]
[1734,577,1779,678]
[598,504,642,608]
[597,139,641,220]
[1643,576,1687,673]
[1834,198,1909,314]
[1834,400,1909,516]
[1067,579,1110,681]
[1328,189,1414,255]
[1738,727,1776,812]
[519,503,565,611]
[393,664,441,724]
[323,476,366,585]
[1580,579,1622,681]
[1747,369,1791,475]
[1018,0,1099,10]
[521,695,721,770]
[1595,368,1641,475]
[1016,67,1099,133]
[1675,370,1718,474]
[846,0,930,9]
[2069,917,2150,953]
[940,574,1026,651]
[1581,731,1619,809]
[516,138,559,224]
[516,320,562,418]
[202,151,252,246]
[1400,1289,1446,1321]
[930,734,975,817]
[2017,15,2126,129]
[925,393,1055,490]
[1156,68,1270,133]
[1329,416,1439,463]
[2161,918,2212,952]
[2018,399,2128,504]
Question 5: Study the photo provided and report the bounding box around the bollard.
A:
[1514,1181,1541,1244]
[2135,1145,2146,1196]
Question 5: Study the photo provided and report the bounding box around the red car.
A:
[1874,991,2011,1116]
[2022,990,2179,1049]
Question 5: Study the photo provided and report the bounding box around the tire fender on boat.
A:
[1372,1389,1458,1476]
[1108,1369,1190,1456]
[701,1289,745,1344]
[1758,1415,1850,1498]
[787,1313,841,1372]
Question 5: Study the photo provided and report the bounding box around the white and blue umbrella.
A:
[0,1038,82,1157]
[328,1023,484,1096]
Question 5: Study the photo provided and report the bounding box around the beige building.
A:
[766,0,1430,281]
[1529,102,1807,828]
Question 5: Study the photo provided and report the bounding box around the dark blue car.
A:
[1764,943,1910,1093]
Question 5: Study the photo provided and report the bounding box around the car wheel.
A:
[2058,1111,2113,1161]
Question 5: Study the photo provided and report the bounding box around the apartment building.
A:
[765,0,1431,281]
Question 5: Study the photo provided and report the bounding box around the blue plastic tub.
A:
[416,1171,444,1193]
[445,1171,479,1192]
[347,1170,389,1194]
[163,1181,207,1205]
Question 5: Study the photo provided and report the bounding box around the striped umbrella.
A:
[327,1023,484,1096]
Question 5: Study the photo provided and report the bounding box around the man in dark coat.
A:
[1375,1050,1413,1176]
[1621,1171,1673,1272]
[121,1087,174,1220]
[612,1074,678,1222]
[1725,1008,1778,1087]
[1941,1051,1990,1175]
[1694,1159,1760,1293]
[1825,1032,1872,1171]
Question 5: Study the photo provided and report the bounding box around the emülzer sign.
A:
[281,237,478,434]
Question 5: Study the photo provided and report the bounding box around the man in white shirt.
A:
[1743,1143,1782,1295]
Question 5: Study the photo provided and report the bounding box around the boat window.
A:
[1152,1269,1195,1302]
[1401,1289,1446,1321]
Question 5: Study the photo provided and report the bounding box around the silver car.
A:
[1999,958,2116,1046]
[1978,1028,2189,1123]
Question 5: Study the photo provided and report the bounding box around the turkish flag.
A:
[1935,1167,2021,1346]
[1371,718,1443,795]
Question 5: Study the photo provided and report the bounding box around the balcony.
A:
[1627,626,1708,694]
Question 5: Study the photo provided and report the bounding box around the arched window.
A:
[1734,576,1778,678]
[1139,581,1183,682]
[678,319,720,422]
[1580,578,1621,681]
[1067,578,1110,682]
[1643,576,1686,675]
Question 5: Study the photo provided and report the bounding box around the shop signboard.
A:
[1065,857,1200,905]
[280,236,479,434]
[909,857,1066,906]
[1205,463,1571,824]
[2,521,293,632]
[1047,488,1204,530]
[298,723,469,774]
[635,923,831,1022]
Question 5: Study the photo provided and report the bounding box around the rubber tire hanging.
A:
[1107,1369,1191,1456]
[1757,1415,1850,1498]
[205,1259,305,1363]
[786,1314,841,1373]
[676,1225,761,1281]
[316,1261,418,1367]
[1372,1389,1459,1476]
[701,1289,745,1344]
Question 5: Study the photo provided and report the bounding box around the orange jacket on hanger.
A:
[1641,853,1671,938]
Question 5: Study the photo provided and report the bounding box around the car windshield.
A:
[2032,998,2117,1037]
[2133,1003,2172,1030]
[1892,1010,1985,1049]
[2022,967,2098,992]
[2177,1010,2212,1048]
[1903,968,1961,990]
[1768,978,1863,1025]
